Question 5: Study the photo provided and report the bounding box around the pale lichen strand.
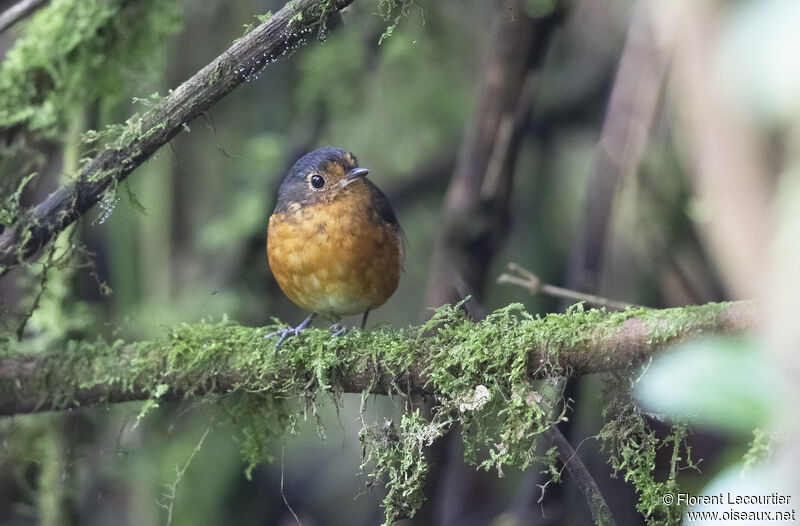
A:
[742,428,774,475]
[375,0,415,44]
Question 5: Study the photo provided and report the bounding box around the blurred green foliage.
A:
[635,337,787,435]
[0,0,180,138]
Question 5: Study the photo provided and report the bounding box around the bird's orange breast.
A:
[267,189,402,319]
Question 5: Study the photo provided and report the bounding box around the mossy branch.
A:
[0,301,754,418]
[0,0,354,271]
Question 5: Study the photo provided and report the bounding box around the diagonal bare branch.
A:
[0,0,354,273]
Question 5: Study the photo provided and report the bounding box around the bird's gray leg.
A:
[266,312,316,348]
[360,309,370,330]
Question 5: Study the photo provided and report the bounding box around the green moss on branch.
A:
[0,301,753,419]
[0,300,754,524]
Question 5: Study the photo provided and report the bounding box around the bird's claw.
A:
[265,326,303,348]
[329,323,347,337]
[265,313,316,348]
[329,322,357,338]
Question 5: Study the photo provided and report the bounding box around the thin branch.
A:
[498,262,636,311]
[280,445,304,526]
[160,422,213,526]
[0,0,46,34]
[0,301,755,418]
[540,427,615,526]
[0,0,354,272]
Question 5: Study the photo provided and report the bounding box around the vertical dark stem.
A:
[417,2,563,523]
[423,0,562,311]
[543,2,674,523]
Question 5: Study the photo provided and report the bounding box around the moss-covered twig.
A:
[0,0,354,272]
[0,301,754,418]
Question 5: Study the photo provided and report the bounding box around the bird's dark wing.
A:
[365,179,399,228]
[365,179,407,264]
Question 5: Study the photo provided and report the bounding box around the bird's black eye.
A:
[310,174,325,189]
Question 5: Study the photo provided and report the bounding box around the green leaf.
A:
[634,337,787,435]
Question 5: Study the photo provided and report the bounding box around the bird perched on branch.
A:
[266,147,402,345]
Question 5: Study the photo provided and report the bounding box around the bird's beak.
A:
[341,167,369,187]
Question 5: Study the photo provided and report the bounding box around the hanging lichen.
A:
[599,374,698,526]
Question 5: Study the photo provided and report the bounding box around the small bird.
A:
[266,147,402,345]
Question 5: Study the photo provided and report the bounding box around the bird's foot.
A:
[329,310,371,337]
[329,322,364,337]
[328,322,350,338]
[265,326,303,348]
[266,313,316,348]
